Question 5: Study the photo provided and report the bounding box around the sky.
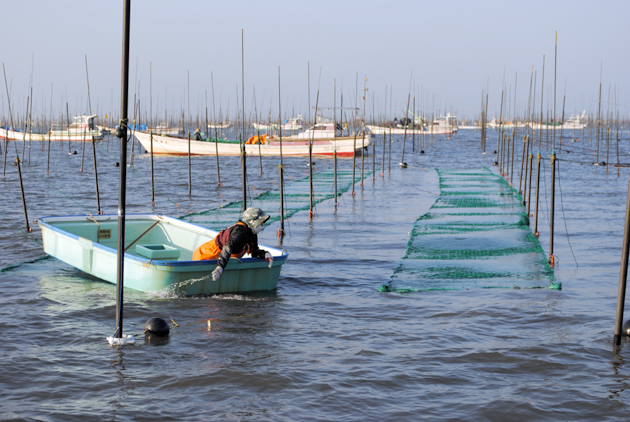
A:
[1,0,628,124]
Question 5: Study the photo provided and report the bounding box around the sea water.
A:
[1,130,629,421]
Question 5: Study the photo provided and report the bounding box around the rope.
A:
[141,137,225,198]
[0,255,50,273]
[169,313,263,328]
[95,142,182,208]
[556,160,578,267]
[21,161,95,215]
[0,210,42,246]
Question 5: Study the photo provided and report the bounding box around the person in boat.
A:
[192,128,203,141]
[193,207,273,281]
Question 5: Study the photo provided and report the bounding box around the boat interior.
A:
[47,217,216,262]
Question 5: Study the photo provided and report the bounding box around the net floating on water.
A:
[380,168,556,293]
[179,170,369,231]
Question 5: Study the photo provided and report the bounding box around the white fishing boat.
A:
[49,114,104,140]
[487,119,527,129]
[133,130,368,157]
[366,125,424,134]
[367,113,458,135]
[1,115,104,141]
[426,114,458,134]
[253,115,304,132]
[150,123,185,136]
[207,122,232,129]
[528,111,587,130]
[38,214,288,295]
[0,126,45,141]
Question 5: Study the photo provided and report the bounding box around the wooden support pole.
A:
[15,155,31,232]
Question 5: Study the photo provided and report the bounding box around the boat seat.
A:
[135,244,181,260]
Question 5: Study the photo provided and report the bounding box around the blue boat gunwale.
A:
[38,213,289,268]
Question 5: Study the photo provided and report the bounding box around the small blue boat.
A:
[38,214,288,295]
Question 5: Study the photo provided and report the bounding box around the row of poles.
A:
[490,124,630,347]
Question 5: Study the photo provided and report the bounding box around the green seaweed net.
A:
[179,170,368,231]
[379,168,559,292]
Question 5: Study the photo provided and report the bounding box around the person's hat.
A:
[242,207,270,230]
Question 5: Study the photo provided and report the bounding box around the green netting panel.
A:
[180,170,369,231]
[379,167,558,293]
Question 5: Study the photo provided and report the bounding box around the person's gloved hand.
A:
[265,252,274,269]
[212,266,223,281]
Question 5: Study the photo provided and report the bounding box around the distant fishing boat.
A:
[426,114,459,134]
[1,114,104,141]
[487,118,527,129]
[150,122,185,136]
[252,115,304,132]
[366,124,425,135]
[133,130,368,156]
[269,121,372,144]
[38,214,288,295]
[367,114,458,135]
[207,121,232,129]
[528,111,587,130]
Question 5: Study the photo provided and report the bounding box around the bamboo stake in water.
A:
[613,166,630,346]
[497,90,504,158]
[278,66,285,237]
[549,150,556,266]
[382,131,385,177]
[150,131,155,206]
[114,0,131,341]
[372,138,375,180]
[553,32,557,150]
[534,151,542,238]
[352,132,357,197]
[539,55,545,150]
[214,127,221,186]
[518,135,527,194]
[310,90,319,218]
[257,129,263,174]
[188,131,192,195]
[510,129,515,186]
[15,155,31,232]
[360,130,365,188]
[3,139,7,180]
[46,133,51,174]
[388,127,392,173]
[91,136,101,214]
[66,102,71,154]
[526,152,533,214]
[400,93,410,166]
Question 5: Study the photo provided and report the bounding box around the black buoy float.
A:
[144,317,170,337]
[420,150,425,154]
[399,162,407,168]
[493,161,499,166]
[114,162,120,167]
[493,150,497,154]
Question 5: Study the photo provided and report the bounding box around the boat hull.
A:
[134,131,369,157]
[367,125,456,135]
[528,122,587,130]
[38,214,288,295]
[0,127,103,141]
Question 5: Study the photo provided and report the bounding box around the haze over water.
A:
[2,129,630,420]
